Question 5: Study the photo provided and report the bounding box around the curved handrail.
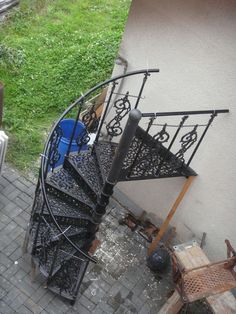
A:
[39,68,160,263]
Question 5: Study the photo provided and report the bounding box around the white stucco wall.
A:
[112,0,236,260]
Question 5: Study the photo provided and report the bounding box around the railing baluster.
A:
[66,102,83,157]
[134,72,150,109]
[46,235,63,286]
[155,116,188,176]
[93,81,117,146]
[186,112,217,167]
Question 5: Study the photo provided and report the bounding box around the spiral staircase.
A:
[25,69,229,304]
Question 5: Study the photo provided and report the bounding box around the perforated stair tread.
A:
[94,141,118,181]
[46,168,94,209]
[180,259,236,302]
[94,127,196,182]
[66,152,103,196]
[31,221,89,248]
[47,255,89,301]
[33,236,91,277]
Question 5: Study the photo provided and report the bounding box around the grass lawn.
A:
[0,0,130,174]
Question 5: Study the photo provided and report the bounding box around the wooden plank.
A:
[158,242,236,313]
[158,290,183,314]
[208,292,236,313]
[148,176,195,255]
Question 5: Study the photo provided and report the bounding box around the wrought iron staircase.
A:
[25,69,229,304]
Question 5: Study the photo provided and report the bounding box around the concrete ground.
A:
[0,165,175,314]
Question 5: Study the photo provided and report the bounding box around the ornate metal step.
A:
[94,126,196,182]
[47,253,89,302]
[32,194,94,227]
[64,151,103,201]
[32,234,93,278]
[120,126,197,180]
[30,220,89,249]
[46,168,94,211]
[94,141,118,181]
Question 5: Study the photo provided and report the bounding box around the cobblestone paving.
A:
[0,165,174,314]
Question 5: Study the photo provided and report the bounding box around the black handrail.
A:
[142,109,229,118]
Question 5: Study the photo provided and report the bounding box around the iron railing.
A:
[31,69,160,265]
[117,109,229,181]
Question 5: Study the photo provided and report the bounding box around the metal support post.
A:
[92,109,142,222]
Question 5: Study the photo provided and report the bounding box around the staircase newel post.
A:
[92,109,142,223]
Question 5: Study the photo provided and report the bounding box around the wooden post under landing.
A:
[148,176,195,256]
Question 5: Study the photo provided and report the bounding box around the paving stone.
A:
[18,177,34,189]
[0,235,12,250]
[18,305,34,314]
[2,183,17,197]
[13,215,28,229]
[14,197,29,210]
[31,287,47,304]
[132,280,147,298]
[8,225,25,241]
[4,241,19,256]
[0,213,11,224]
[49,298,69,314]
[13,180,30,193]
[19,193,34,205]
[0,300,16,314]
[19,211,31,222]
[10,293,29,311]
[0,221,5,230]
[37,291,55,309]
[109,282,130,300]
[0,263,7,273]
[24,298,44,314]
[3,263,19,280]
[7,189,22,201]
[3,221,18,235]
[2,203,23,218]
[3,287,21,306]
[0,252,13,268]
[79,295,96,311]
[69,303,91,314]
[83,284,106,305]
[3,168,20,182]
[0,175,14,187]
[0,286,7,299]
[126,291,143,311]
[15,268,28,281]
[95,302,114,314]
[119,277,136,290]
[114,305,127,314]
[17,257,31,274]
[0,275,14,293]
[138,302,151,314]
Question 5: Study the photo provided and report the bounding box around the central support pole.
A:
[92,109,142,223]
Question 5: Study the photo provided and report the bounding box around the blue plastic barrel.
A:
[54,119,88,167]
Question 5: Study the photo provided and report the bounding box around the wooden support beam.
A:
[148,176,195,256]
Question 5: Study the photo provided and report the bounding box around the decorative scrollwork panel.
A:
[106,92,131,138]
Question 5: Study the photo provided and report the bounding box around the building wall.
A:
[113,0,236,260]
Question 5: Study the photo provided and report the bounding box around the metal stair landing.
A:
[95,126,197,183]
